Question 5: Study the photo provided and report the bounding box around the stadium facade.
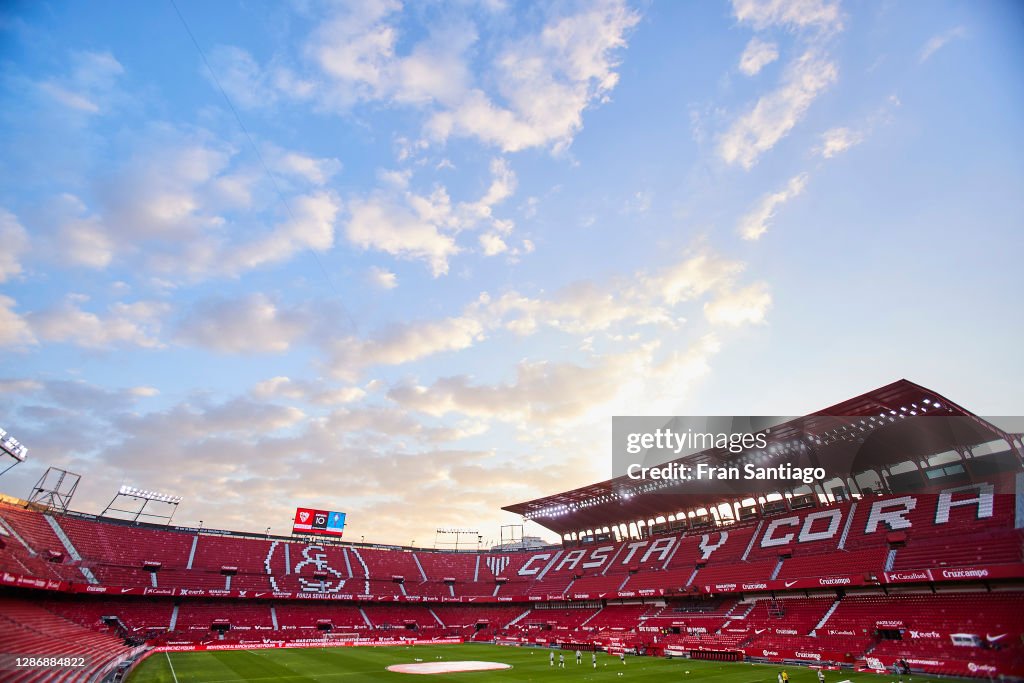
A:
[0,380,1021,681]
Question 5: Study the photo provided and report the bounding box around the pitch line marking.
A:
[165,652,180,683]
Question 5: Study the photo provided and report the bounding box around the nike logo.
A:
[784,580,798,587]
[755,629,767,634]
[121,588,133,593]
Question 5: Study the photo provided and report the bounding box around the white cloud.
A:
[482,282,668,337]
[252,376,366,405]
[308,0,403,99]
[222,191,341,274]
[38,82,100,113]
[476,159,517,212]
[100,138,234,241]
[426,90,552,153]
[37,50,124,115]
[315,387,369,405]
[623,190,653,214]
[208,2,637,156]
[108,398,306,449]
[739,37,779,76]
[38,127,343,281]
[327,316,485,380]
[276,151,342,186]
[732,0,843,33]
[737,172,808,240]
[643,249,746,305]
[52,387,527,544]
[388,334,725,431]
[477,247,746,337]
[176,294,312,354]
[27,298,167,349]
[0,295,36,347]
[326,405,487,444]
[389,25,477,106]
[719,51,838,169]
[206,46,315,109]
[305,0,478,112]
[815,95,899,160]
[704,283,772,325]
[71,50,125,88]
[207,45,270,108]
[919,26,967,63]
[388,347,656,424]
[314,244,760,384]
[318,244,759,379]
[346,196,460,277]
[252,376,305,400]
[367,266,398,290]
[426,0,640,152]
[50,194,117,269]
[130,386,160,397]
[344,158,515,276]
[0,209,29,282]
[0,378,43,393]
[818,126,864,158]
[479,232,508,256]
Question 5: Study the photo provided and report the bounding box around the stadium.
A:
[1,379,1022,681]
[2,0,1023,682]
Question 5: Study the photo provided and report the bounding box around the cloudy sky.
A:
[0,0,1021,547]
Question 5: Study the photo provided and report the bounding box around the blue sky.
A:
[0,0,1021,546]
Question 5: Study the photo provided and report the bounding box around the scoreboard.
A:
[292,508,346,537]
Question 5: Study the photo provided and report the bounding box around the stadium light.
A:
[118,486,182,504]
[103,484,183,524]
[0,426,29,477]
[1,428,28,461]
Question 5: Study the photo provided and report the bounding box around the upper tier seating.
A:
[891,529,1023,570]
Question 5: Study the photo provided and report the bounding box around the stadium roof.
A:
[503,379,1019,536]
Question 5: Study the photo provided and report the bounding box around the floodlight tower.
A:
[434,528,481,551]
[26,467,81,514]
[499,523,525,550]
[101,485,183,524]
[0,427,29,477]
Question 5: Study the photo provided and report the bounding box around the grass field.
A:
[127,644,966,683]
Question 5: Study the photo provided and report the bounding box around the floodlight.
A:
[102,484,182,525]
[0,427,29,471]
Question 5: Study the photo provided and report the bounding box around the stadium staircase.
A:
[810,598,841,633]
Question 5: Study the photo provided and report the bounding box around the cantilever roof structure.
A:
[503,379,1022,536]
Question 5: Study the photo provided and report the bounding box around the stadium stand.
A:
[0,380,1021,677]
[274,603,368,632]
[0,594,139,682]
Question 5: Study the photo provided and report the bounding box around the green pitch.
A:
[128,644,963,683]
